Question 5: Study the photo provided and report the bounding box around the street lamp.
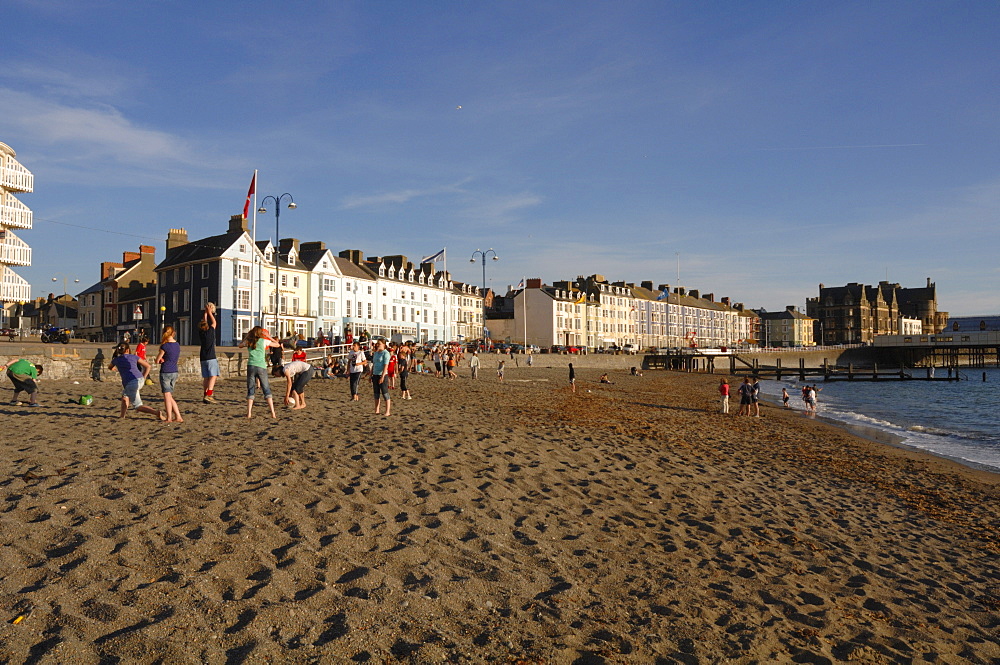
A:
[257,193,297,335]
[51,274,80,329]
[470,248,499,345]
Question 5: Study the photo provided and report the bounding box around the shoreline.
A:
[755,382,1000,482]
[1,367,998,662]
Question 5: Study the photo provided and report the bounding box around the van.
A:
[391,333,416,346]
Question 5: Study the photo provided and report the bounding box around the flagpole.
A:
[251,170,259,327]
[442,247,449,342]
[522,277,527,347]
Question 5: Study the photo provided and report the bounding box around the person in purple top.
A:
[108,342,163,420]
[155,325,183,423]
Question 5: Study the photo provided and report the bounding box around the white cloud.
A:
[0,88,239,187]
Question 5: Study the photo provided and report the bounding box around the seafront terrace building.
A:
[0,141,33,328]
[757,305,816,347]
[76,246,157,342]
[488,276,754,351]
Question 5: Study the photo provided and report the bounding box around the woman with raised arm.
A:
[239,326,281,419]
[108,342,163,420]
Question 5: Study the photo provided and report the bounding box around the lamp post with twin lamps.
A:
[257,193,297,335]
[470,249,499,347]
[51,274,79,329]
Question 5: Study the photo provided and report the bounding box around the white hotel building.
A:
[0,142,33,328]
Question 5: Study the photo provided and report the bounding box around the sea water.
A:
[758,367,1000,473]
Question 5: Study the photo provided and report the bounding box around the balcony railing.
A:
[0,265,31,303]
[1,156,33,193]
[0,194,32,229]
[0,229,31,266]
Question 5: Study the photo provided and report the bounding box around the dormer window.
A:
[388,267,395,279]
[419,275,425,285]
[379,266,385,277]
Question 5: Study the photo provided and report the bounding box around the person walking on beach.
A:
[282,359,314,410]
[806,385,820,412]
[239,326,280,419]
[370,339,392,416]
[446,349,458,380]
[199,303,220,403]
[470,352,480,379]
[781,387,790,408]
[737,377,754,416]
[432,346,443,378]
[155,325,183,423]
[1,359,42,406]
[569,363,576,393]
[497,359,505,382]
[751,377,762,417]
[347,341,366,401]
[719,378,730,414]
[108,343,162,420]
[398,343,413,400]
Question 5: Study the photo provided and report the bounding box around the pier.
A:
[644,349,963,382]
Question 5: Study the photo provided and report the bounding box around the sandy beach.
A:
[1,363,998,663]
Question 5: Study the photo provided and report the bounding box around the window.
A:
[200,287,209,309]
[238,264,252,281]
[292,297,299,315]
[281,275,288,287]
[269,272,275,284]
[184,266,192,281]
[434,311,438,324]
[382,287,387,296]
[237,289,251,310]
[239,244,247,253]
[201,264,209,279]
[293,276,299,288]
[172,292,178,312]
[367,303,373,319]
[183,289,190,311]
[423,294,428,302]
[323,278,335,292]
[382,304,387,319]
[346,301,352,317]
[392,306,397,321]
[323,300,336,317]
[367,286,372,295]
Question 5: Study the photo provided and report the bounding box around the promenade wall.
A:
[1,341,875,381]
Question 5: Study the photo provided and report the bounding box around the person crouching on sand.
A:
[282,359,314,410]
[239,326,281,419]
[108,343,163,420]
[1,359,43,407]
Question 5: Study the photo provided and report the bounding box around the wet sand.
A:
[1,365,998,663]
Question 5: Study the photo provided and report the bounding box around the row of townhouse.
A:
[77,215,485,347]
[488,275,761,350]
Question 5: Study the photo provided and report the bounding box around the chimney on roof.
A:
[139,245,155,255]
[927,277,932,288]
[167,228,189,250]
[689,289,699,299]
[675,287,685,296]
[527,278,542,289]
[786,305,797,312]
[721,297,731,306]
[279,238,300,255]
[228,214,249,234]
[704,293,714,302]
[122,251,140,264]
[658,284,669,293]
[300,241,326,251]
[101,261,123,279]
[339,249,363,264]
[640,280,653,290]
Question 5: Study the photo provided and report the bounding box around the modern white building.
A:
[0,141,33,327]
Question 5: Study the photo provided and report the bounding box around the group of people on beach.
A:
[718,377,822,417]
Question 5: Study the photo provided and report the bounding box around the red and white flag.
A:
[243,172,256,219]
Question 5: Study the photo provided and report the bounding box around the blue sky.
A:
[2,1,998,315]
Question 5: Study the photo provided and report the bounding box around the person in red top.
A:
[292,347,307,362]
[719,378,730,414]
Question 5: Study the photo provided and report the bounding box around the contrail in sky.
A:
[758,143,927,151]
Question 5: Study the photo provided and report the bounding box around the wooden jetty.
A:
[644,350,962,382]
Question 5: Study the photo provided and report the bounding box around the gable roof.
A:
[156,231,248,271]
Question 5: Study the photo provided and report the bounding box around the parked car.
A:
[566,346,580,354]
[550,345,566,354]
[623,344,637,354]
